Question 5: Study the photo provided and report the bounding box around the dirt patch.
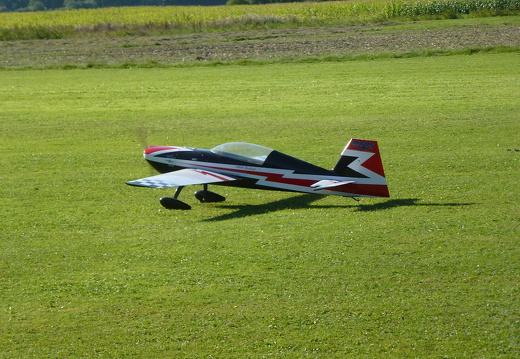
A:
[1,22,519,68]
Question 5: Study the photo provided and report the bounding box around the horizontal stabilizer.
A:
[310,179,355,191]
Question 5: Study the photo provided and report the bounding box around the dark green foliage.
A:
[227,0,304,5]
[0,0,227,12]
[63,0,99,9]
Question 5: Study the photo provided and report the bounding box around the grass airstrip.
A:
[1,2,519,356]
[2,52,518,358]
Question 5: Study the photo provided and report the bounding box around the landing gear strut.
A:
[159,186,191,210]
[194,184,226,203]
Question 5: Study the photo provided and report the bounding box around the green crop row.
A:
[1,0,519,40]
[387,0,520,17]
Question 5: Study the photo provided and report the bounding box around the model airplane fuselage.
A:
[127,139,389,209]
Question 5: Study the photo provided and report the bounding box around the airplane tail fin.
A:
[333,139,389,197]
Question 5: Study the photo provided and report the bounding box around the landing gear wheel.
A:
[159,197,191,210]
[194,190,226,203]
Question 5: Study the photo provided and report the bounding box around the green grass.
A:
[1,53,519,357]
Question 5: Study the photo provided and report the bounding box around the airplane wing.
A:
[126,169,237,188]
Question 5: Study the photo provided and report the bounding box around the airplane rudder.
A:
[339,138,386,179]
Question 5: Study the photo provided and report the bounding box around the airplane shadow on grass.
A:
[203,194,474,222]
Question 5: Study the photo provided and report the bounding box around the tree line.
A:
[1,0,222,12]
[1,0,312,12]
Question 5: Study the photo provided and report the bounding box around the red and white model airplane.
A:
[127,138,389,209]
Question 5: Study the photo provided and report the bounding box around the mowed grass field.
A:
[1,53,519,357]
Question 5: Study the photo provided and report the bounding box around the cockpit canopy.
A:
[211,142,273,165]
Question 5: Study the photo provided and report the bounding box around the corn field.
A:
[1,0,519,40]
[388,0,519,17]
